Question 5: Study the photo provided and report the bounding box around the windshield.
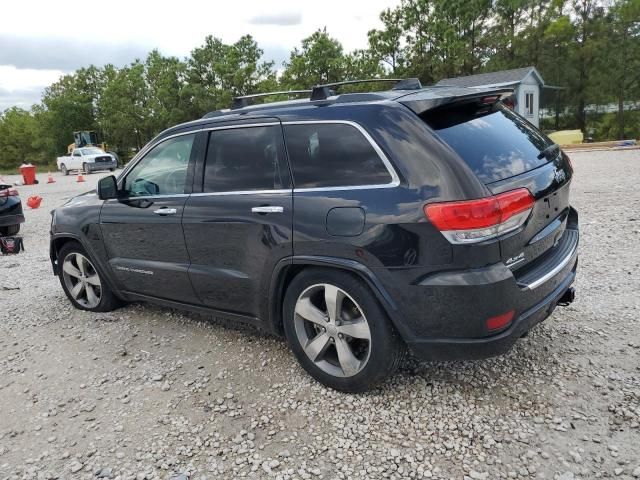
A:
[422,103,554,184]
[81,147,104,155]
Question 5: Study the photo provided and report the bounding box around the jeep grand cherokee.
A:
[50,79,578,392]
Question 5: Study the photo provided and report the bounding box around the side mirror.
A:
[97,175,118,200]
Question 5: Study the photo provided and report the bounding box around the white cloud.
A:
[0,86,44,111]
[0,65,64,110]
[0,0,400,110]
[0,65,64,91]
[2,0,397,55]
[0,34,153,71]
[248,12,303,26]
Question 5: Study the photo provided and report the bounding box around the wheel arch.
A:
[268,256,404,338]
[50,234,80,274]
[50,233,125,301]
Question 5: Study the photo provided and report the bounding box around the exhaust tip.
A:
[558,287,576,306]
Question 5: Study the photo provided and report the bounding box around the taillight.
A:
[424,188,534,244]
[0,188,18,198]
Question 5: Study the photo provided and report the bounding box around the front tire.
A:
[83,163,90,175]
[0,224,20,235]
[60,164,68,176]
[107,151,120,166]
[283,268,404,392]
[57,242,122,312]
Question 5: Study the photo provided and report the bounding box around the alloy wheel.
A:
[293,283,372,378]
[62,253,102,308]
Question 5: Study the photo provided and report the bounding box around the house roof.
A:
[435,66,544,88]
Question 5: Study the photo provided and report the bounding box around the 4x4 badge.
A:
[505,252,525,268]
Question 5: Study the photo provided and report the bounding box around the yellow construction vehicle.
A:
[67,131,119,164]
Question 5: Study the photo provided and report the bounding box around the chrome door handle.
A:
[153,207,177,215]
[251,206,284,214]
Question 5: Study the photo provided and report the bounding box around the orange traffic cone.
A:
[76,172,85,183]
[47,171,55,183]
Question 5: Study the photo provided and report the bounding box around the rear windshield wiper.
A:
[537,143,560,160]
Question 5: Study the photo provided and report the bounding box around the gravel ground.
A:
[0,151,639,480]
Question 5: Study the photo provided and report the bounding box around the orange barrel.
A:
[19,164,37,185]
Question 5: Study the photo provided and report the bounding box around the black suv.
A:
[50,79,578,392]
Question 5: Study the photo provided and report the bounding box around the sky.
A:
[0,0,400,111]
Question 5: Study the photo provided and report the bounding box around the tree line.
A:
[0,0,638,169]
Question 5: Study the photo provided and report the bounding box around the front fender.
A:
[50,232,126,301]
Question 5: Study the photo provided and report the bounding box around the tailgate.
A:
[487,157,573,271]
[418,97,574,271]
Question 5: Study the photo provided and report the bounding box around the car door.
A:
[71,149,82,170]
[182,121,293,320]
[100,131,201,304]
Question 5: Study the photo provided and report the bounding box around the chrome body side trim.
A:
[202,122,280,132]
[117,123,281,186]
[523,241,578,290]
[190,189,291,197]
[117,120,401,195]
[251,206,284,213]
[104,193,190,202]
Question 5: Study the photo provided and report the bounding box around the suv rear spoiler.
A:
[398,87,515,115]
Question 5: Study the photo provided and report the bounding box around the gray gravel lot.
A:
[0,150,639,480]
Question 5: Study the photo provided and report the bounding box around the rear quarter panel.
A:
[293,187,453,269]
[282,102,499,271]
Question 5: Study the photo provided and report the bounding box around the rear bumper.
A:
[0,213,25,227]
[406,265,576,360]
[377,219,579,361]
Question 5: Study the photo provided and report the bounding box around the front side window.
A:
[203,126,288,193]
[284,123,392,189]
[123,134,195,196]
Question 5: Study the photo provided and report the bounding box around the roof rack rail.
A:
[310,78,422,101]
[231,89,312,110]
[227,78,422,110]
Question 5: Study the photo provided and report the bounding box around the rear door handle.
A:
[153,207,177,216]
[251,206,284,214]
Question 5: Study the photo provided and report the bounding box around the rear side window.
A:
[284,123,392,189]
[422,104,553,184]
[204,126,288,193]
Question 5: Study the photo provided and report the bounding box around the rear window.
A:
[284,123,393,189]
[422,104,554,184]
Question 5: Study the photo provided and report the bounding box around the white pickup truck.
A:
[56,147,118,175]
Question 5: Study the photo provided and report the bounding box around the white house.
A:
[436,66,545,127]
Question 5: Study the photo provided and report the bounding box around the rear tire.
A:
[283,268,404,392]
[60,164,68,176]
[0,224,20,235]
[57,241,122,312]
